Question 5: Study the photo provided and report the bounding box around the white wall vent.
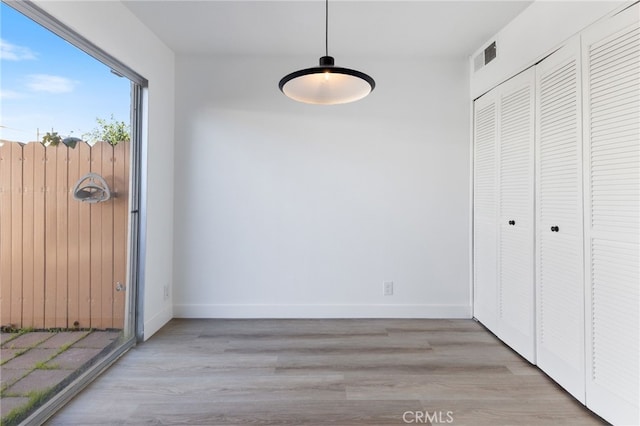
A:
[474,41,497,72]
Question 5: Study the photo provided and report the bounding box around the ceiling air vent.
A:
[474,41,497,72]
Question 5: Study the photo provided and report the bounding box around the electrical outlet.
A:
[163,284,170,300]
[383,281,394,296]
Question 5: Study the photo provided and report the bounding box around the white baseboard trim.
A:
[173,304,472,319]
[144,303,173,340]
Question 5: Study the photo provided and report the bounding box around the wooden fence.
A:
[0,141,129,330]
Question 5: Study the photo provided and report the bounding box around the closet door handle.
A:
[508,220,516,226]
[550,226,559,232]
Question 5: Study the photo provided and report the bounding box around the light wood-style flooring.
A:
[46,319,605,425]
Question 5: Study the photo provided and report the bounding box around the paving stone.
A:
[2,348,59,370]
[72,331,120,348]
[5,369,72,395]
[3,332,54,349]
[1,348,20,364]
[38,331,89,349]
[47,347,103,370]
[0,368,29,388]
[0,396,30,417]
[0,332,18,345]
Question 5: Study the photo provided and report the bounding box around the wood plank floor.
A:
[46,319,605,425]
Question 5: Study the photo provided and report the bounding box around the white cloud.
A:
[0,89,26,100]
[0,38,37,61]
[26,74,77,94]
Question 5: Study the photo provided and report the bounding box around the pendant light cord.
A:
[325,0,329,57]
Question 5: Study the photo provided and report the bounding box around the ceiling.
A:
[122,1,532,58]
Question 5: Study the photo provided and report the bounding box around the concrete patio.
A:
[0,330,120,425]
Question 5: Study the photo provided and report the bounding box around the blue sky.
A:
[0,2,130,143]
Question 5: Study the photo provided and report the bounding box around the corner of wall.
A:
[144,303,173,341]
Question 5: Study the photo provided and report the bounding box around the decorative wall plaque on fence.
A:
[72,172,112,203]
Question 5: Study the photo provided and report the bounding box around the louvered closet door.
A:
[496,68,536,363]
[535,37,585,403]
[582,5,640,425]
[473,90,499,331]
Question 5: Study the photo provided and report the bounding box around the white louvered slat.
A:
[534,37,586,403]
[496,68,536,363]
[591,238,640,396]
[473,91,498,330]
[583,5,640,425]
[499,226,531,328]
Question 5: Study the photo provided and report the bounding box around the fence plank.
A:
[33,144,46,329]
[0,142,14,327]
[55,146,69,328]
[10,143,24,327]
[100,142,115,329]
[113,141,128,329]
[18,144,47,329]
[90,144,103,328]
[77,143,92,328]
[44,145,58,328]
[67,144,80,328]
[123,142,130,325]
[67,143,82,328]
[32,143,47,329]
[22,144,36,328]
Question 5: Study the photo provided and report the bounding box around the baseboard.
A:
[173,304,472,319]
[144,303,173,340]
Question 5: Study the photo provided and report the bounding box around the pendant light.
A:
[279,0,375,105]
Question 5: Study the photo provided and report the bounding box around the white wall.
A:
[173,54,471,318]
[470,1,626,99]
[34,1,175,339]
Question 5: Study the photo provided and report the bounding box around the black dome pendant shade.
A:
[279,0,375,105]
